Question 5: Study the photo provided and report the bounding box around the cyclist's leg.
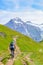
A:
[11,50,14,58]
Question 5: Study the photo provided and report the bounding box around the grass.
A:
[30,52,43,65]
[0,24,43,65]
[13,58,23,65]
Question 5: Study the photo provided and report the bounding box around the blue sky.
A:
[0,0,43,24]
[0,0,43,11]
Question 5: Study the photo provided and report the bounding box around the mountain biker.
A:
[9,41,15,58]
[9,36,18,58]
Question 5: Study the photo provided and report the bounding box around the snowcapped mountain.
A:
[39,24,43,39]
[5,17,42,42]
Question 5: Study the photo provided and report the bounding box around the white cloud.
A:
[0,9,43,24]
[0,0,43,29]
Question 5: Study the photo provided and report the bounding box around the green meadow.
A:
[0,24,43,65]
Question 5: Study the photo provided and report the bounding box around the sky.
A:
[0,0,43,24]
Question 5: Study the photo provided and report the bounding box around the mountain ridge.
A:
[5,17,42,42]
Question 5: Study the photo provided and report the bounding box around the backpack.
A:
[10,42,14,50]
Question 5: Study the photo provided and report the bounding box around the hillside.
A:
[0,24,43,65]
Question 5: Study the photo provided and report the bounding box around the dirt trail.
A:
[25,53,35,65]
[21,59,27,65]
[14,44,21,59]
[0,62,4,65]
[6,59,14,65]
